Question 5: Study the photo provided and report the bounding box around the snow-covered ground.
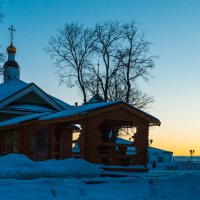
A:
[0,154,200,200]
[0,154,103,179]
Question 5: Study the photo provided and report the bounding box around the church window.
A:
[0,134,5,153]
[5,131,19,153]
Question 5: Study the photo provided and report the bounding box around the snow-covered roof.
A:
[0,80,72,112]
[6,104,56,113]
[148,146,173,154]
[40,101,121,121]
[86,94,104,104]
[0,112,49,127]
[117,138,173,154]
[0,80,160,127]
[40,100,160,125]
[116,138,132,145]
[0,79,29,102]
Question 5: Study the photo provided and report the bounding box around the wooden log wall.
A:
[77,107,150,166]
[132,122,149,166]
[19,123,49,160]
[48,123,73,160]
[0,104,152,168]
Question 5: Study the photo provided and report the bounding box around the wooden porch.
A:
[0,101,160,171]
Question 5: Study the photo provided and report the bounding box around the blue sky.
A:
[2,0,200,155]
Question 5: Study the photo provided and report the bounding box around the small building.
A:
[116,138,173,163]
[0,30,161,171]
[148,147,173,163]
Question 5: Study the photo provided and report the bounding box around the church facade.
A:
[0,33,160,171]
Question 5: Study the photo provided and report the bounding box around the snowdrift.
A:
[0,154,104,179]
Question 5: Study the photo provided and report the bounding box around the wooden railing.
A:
[175,161,200,170]
[97,142,134,165]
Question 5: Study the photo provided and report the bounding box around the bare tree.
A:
[0,49,5,81]
[94,21,122,101]
[108,74,154,109]
[47,23,96,103]
[91,21,155,109]
[114,22,155,105]
[47,21,156,109]
[0,3,4,81]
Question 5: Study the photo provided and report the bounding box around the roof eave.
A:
[41,101,161,126]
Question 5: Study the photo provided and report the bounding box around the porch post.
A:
[48,124,55,159]
[133,121,149,167]
[79,119,88,159]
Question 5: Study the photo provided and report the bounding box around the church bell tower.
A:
[3,25,20,83]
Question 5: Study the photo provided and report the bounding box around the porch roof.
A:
[40,101,161,126]
[0,101,160,130]
[0,112,49,129]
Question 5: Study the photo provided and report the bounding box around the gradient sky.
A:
[1,0,200,155]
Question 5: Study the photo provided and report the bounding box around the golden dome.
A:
[7,42,16,54]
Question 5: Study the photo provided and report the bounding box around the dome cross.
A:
[8,25,16,43]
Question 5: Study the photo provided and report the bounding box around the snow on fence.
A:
[175,161,200,170]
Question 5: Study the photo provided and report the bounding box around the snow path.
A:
[0,173,200,199]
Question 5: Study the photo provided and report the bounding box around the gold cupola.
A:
[7,25,16,54]
[7,42,16,54]
[3,25,20,83]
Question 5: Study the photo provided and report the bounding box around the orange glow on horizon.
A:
[150,125,200,156]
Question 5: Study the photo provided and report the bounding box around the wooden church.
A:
[0,27,160,171]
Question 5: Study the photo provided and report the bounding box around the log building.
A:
[0,28,160,171]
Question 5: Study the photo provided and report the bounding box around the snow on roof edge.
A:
[0,79,30,103]
[40,100,121,121]
[0,112,50,127]
[40,100,160,125]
